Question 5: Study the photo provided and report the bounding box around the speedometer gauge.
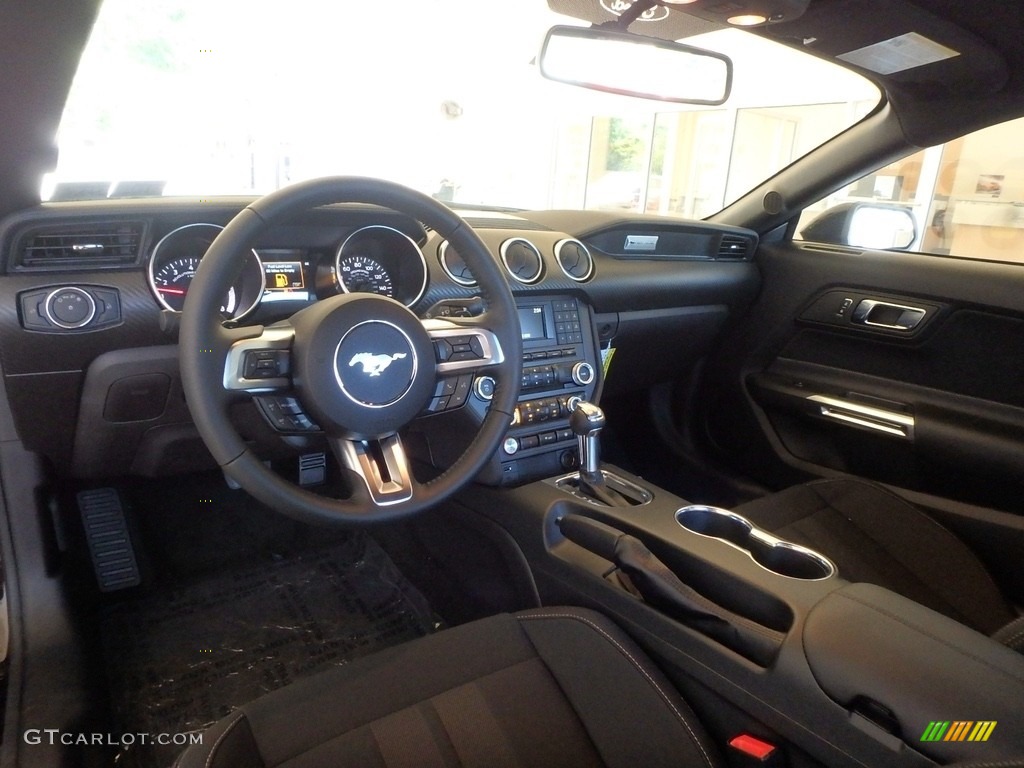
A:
[336,255,394,298]
[334,225,428,307]
[147,223,262,320]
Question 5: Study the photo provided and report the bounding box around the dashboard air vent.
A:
[717,234,751,260]
[18,221,145,270]
[554,239,594,282]
[438,240,477,286]
[499,238,543,284]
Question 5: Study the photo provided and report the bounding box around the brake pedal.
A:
[77,488,141,592]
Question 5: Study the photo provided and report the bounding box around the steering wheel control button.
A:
[335,321,417,407]
[474,376,496,401]
[44,286,97,329]
[255,396,320,433]
[244,350,290,380]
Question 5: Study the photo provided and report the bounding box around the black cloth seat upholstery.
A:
[175,607,721,768]
[735,478,1016,636]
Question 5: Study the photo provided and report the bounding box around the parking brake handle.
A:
[557,513,784,666]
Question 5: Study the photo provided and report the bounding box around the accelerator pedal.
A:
[77,488,141,591]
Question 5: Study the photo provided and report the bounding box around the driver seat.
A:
[174,607,720,768]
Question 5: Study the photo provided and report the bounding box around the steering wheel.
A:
[179,177,522,525]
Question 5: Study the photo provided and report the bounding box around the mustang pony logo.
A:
[349,352,407,377]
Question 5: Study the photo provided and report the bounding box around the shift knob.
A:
[569,401,605,477]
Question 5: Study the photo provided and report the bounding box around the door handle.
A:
[851,299,926,330]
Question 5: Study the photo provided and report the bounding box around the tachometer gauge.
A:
[336,255,395,298]
[147,223,262,320]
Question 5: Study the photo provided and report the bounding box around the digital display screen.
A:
[264,261,305,291]
[518,305,547,340]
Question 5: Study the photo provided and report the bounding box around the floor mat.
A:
[100,533,438,767]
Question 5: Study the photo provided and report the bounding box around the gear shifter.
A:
[569,400,631,506]
[569,400,605,479]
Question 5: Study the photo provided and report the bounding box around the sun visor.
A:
[759,0,1008,98]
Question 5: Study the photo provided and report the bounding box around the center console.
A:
[452,454,1024,768]
[420,295,601,486]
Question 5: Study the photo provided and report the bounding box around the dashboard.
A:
[0,197,760,483]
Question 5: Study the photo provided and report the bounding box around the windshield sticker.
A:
[600,0,670,22]
[838,32,959,75]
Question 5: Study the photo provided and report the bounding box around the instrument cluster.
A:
[146,223,429,320]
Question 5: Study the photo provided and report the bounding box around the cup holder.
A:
[676,506,836,581]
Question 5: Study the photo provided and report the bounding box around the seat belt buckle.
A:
[727,733,784,768]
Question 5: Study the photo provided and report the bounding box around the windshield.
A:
[50,0,879,216]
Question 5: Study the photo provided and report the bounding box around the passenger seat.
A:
[734,478,1023,649]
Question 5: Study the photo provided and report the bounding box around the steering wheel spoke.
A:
[329,433,416,507]
[423,317,505,376]
[223,325,295,393]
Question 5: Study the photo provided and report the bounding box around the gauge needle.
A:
[157,287,187,295]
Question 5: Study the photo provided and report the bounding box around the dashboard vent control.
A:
[500,238,544,284]
[17,221,145,270]
[554,239,594,282]
[717,235,751,260]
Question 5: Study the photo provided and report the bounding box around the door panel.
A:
[697,241,1024,515]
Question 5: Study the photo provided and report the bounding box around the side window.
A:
[797,115,1024,264]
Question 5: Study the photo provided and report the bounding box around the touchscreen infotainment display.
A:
[518,305,547,340]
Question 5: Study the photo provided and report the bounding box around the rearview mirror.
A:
[539,25,732,105]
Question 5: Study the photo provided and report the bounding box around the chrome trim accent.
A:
[571,361,595,386]
[807,394,914,439]
[499,237,543,285]
[223,326,295,392]
[851,299,926,330]
[43,286,96,329]
[675,505,836,581]
[437,240,478,286]
[423,318,505,374]
[335,225,428,307]
[554,238,595,282]
[147,222,263,321]
[473,376,496,401]
[336,434,413,506]
[333,320,418,408]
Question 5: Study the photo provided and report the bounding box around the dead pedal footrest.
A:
[77,488,141,592]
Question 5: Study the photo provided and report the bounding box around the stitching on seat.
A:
[205,712,248,768]
[518,610,716,768]
[1000,625,1024,649]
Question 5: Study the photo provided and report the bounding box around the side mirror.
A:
[539,25,732,105]
[802,202,917,250]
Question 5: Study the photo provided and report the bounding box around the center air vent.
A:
[554,239,594,282]
[499,238,543,284]
[717,234,752,260]
[17,221,145,270]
